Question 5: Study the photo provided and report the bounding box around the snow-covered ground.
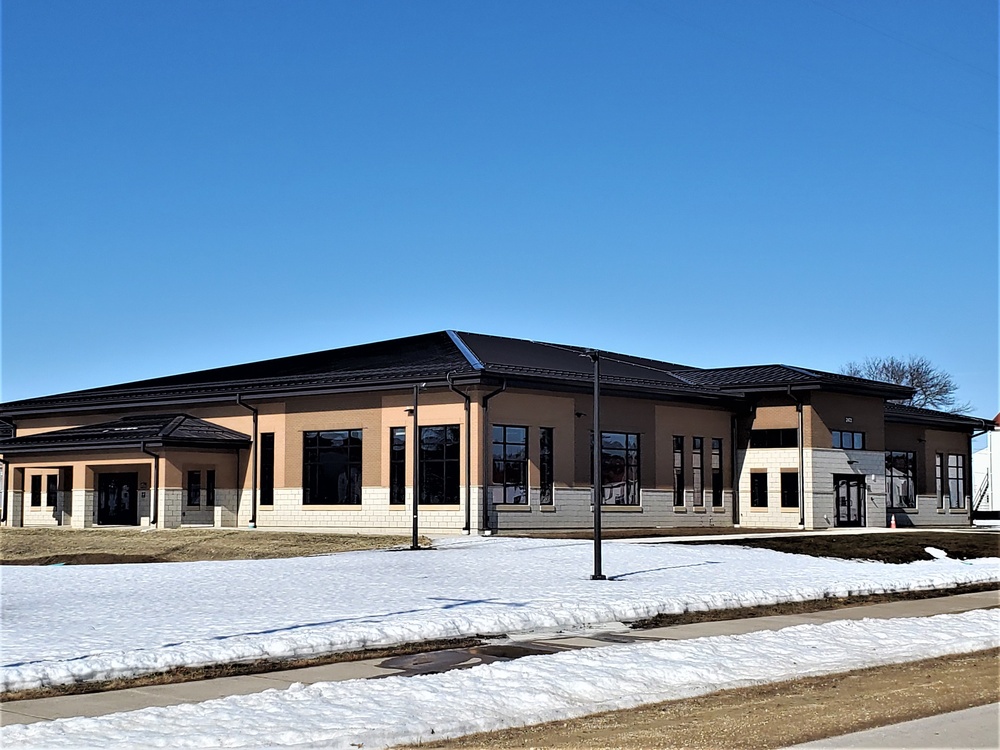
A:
[2,536,998,693]
[3,609,997,750]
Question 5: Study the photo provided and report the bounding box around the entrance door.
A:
[97,472,139,525]
[834,475,865,527]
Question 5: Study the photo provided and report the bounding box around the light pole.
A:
[588,350,606,580]
[411,383,422,550]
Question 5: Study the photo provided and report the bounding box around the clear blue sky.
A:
[3,0,997,417]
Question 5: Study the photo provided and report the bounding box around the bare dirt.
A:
[0,527,424,565]
[408,649,1000,750]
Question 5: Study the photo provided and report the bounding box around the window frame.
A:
[30,474,42,507]
[598,431,640,506]
[260,432,275,506]
[491,425,528,505]
[389,426,406,505]
[832,430,865,450]
[539,427,554,506]
[947,454,965,509]
[750,471,768,508]
[885,451,916,509]
[780,471,799,508]
[692,437,704,507]
[711,437,724,507]
[302,429,364,505]
[420,424,460,505]
[749,429,798,448]
[186,470,202,507]
[673,435,685,507]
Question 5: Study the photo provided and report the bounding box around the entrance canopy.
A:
[0,414,251,454]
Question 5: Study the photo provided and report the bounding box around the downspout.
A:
[0,457,8,525]
[446,372,473,533]
[787,386,806,528]
[730,415,739,526]
[236,395,258,528]
[140,442,160,527]
[480,381,507,534]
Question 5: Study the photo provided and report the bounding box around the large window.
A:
[673,435,685,506]
[832,431,865,450]
[492,425,527,504]
[750,472,768,508]
[601,432,639,505]
[187,470,202,506]
[260,432,275,506]
[947,454,965,509]
[780,472,798,508]
[936,453,944,509]
[692,437,704,507]
[30,475,42,507]
[749,429,797,448]
[885,451,916,509]
[711,438,723,507]
[390,427,406,505]
[421,425,460,504]
[539,427,554,505]
[303,430,363,505]
[206,470,216,508]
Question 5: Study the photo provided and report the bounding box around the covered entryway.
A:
[833,475,865,527]
[97,472,139,525]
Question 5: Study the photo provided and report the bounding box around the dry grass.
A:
[0,527,429,565]
[408,649,1000,749]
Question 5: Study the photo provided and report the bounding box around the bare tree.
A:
[843,356,972,413]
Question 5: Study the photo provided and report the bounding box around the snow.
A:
[2,536,998,694]
[3,609,997,750]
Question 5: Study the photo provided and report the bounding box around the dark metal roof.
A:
[0,414,251,454]
[0,330,924,417]
[884,402,994,431]
[669,363,914,399]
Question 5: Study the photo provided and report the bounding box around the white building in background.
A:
[972,414,999,515]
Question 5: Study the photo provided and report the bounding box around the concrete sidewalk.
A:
[2,589,996,728]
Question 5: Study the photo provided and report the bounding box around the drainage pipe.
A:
[140,442,160,527]
[480,381,507,534]
[236,395,258,528]
[787,386,806,528]
[447,371,473,533]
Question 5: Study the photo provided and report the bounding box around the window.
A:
[749,429,798,448]
[303,430,363,505]
[46,475,58,507]
[206,470,216,507]
[885,451,916,509]
[936,453,944,509]
[539,427,554,505]
[600,432,639,505]
[711,438,723,507]
[30,475,42,507]
[780,472,798,508]
[832,431,865,450]
[390,427,406,505]
[947,454,965,509]
[692,437,704,507]
[187,470,202,506]
[260,433,275,506]
[750,472,768,508]
[492,425,527,504]
[673,436,685,506]
[421,425,460,504]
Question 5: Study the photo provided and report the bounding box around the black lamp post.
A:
[588,350,606,580]
[411,383,422,550]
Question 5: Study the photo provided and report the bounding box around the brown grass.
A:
[0,527,431,565]
[409,649,1000,749]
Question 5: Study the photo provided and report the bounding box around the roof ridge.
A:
[446,331,484,370]
[161,415,189,437]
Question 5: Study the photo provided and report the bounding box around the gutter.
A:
[447,371,474,533]
[236,395,258,528]
[140,442,160,527]
[480,380,507,534]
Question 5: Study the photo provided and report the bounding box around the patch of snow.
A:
[1,537,997,692]
[3,609,996,750]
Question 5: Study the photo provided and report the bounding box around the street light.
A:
[588,350,606,580]
[410,382,425,550]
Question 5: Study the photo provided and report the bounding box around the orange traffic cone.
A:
[890,514,897,529]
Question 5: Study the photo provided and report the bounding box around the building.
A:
[972,414,1000,519]
[0,331,991,533]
